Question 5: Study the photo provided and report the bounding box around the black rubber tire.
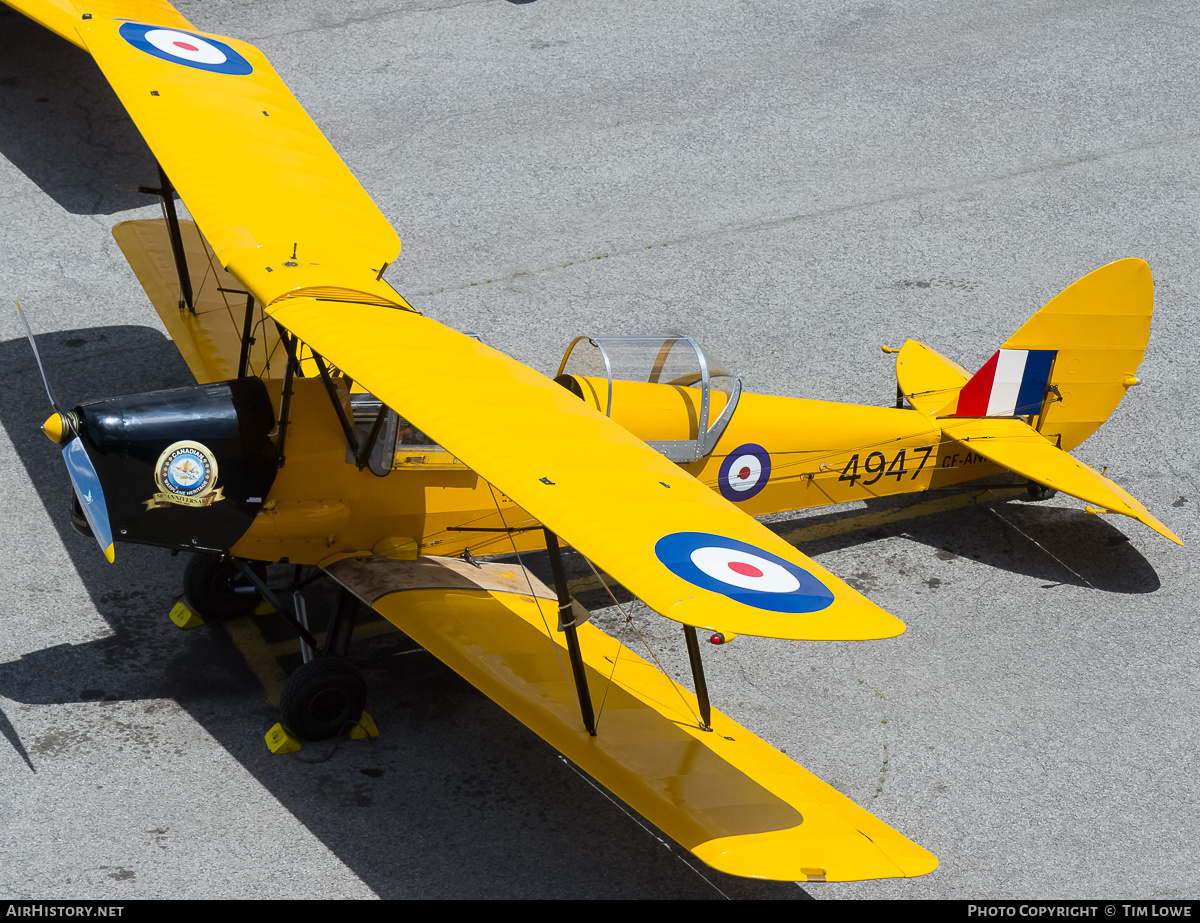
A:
[183,555,265,620]
[279,657,368,741]
[1026,481,1058,502]
[69,492,93,538]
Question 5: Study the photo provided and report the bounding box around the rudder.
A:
[897,259,1153,451]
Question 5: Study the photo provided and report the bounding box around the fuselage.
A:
[224,376,999,566]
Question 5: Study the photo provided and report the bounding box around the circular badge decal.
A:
[119,23,253,75]
[655,532,834,613]
[718,443,771,502]
[155,441,218,498]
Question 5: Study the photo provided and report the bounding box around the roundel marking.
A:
[718,443,771,501]
[655,532,835,614]
[119,23,253,75]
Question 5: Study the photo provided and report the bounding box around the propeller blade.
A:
[18,304,115,563]
[62,438,115,564]
[16,302,65,417]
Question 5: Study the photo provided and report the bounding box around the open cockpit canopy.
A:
[555,335,741,463]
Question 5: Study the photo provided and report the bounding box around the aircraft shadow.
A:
[0,327,251,740]
[775,487,1162,595]
[563,485,1161,622]
[0,326,806,899]
[0,10,159,215]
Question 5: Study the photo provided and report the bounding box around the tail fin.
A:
[898,258,1153,452]
[895,259,1178,545]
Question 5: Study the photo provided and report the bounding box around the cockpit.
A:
[554,335,741,463]
[345,334,741,474]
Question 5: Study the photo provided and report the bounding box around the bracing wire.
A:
[555,755,733,899]
[483,482,582,716]
[984,505,1097,589]
[579,555,706,730]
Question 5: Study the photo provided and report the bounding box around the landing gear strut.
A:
[188,558,370,741]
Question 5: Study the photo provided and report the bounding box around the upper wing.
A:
[28,4,905,641]
[269,295,905,642]
[1,0,195,49]
[75,12,405,309]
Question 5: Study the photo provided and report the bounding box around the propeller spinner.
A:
[17,304,116,563]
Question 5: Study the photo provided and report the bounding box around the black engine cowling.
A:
[74,378,278,553]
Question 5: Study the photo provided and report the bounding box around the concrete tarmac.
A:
[0,0,1195,900]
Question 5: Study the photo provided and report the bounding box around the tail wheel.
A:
[183,555,265,620]
[1026,480,1058,502]
[279,657,368,741]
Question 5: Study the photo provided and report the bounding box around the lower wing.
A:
[323,555,938,882]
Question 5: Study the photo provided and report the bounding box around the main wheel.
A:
[279,657,368,741]
[183,555,265,620]
[1026,480,1058,502]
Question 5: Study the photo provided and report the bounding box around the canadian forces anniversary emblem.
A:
[145,440,225,510]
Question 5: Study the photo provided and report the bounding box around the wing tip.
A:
[1143,517,1184,546]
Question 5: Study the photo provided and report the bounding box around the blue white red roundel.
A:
[718,443,771,501]
[119,23,253,75]
[655,532,834,613]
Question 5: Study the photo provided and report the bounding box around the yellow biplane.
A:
[6,0,1180,885]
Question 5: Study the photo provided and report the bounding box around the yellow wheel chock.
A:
[168,600,204,630]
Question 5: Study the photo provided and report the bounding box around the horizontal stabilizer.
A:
[324,555,938,882]
[939,417,1181,545]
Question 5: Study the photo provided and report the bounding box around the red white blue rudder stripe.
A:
[953,349,1056,417]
